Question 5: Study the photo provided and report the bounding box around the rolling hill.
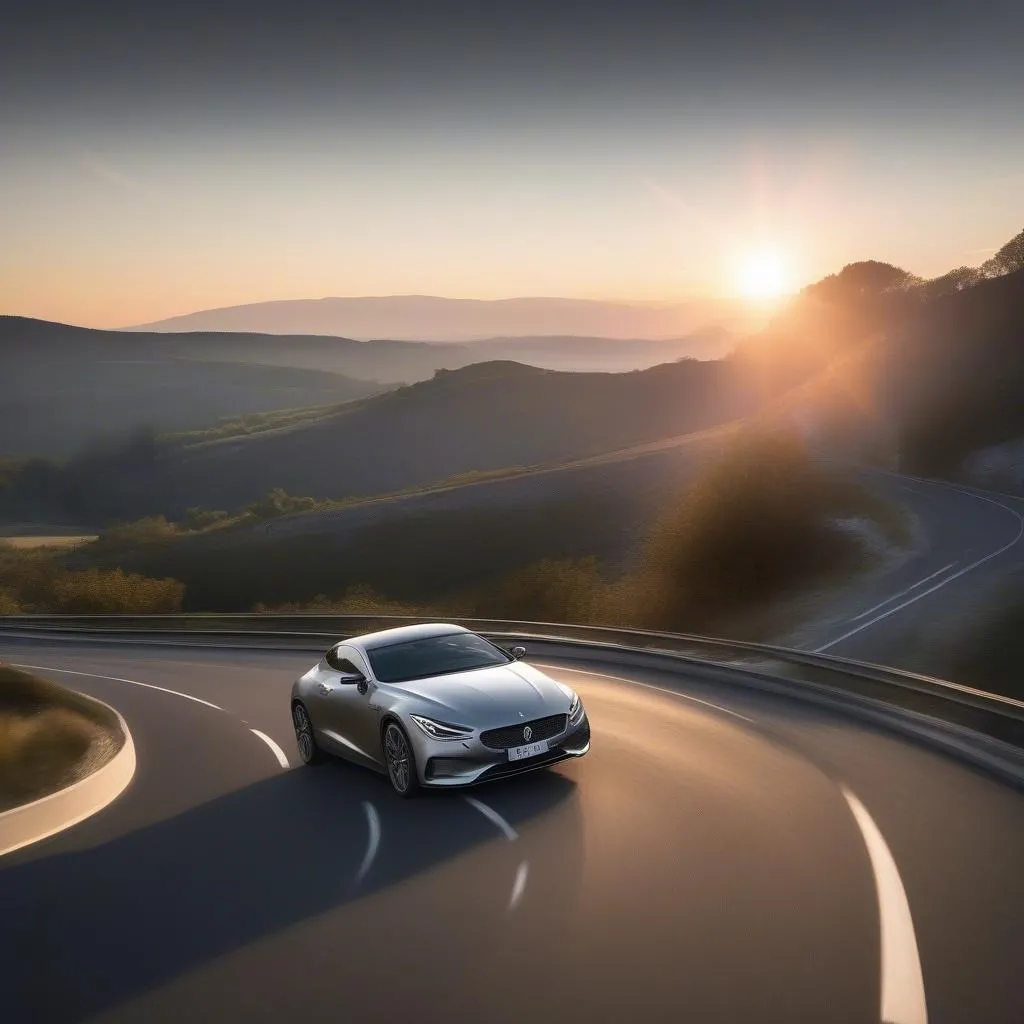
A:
[730,247,1024,481]
[0,314,736,461]
[1,357,760,524]
[0,317,387,459]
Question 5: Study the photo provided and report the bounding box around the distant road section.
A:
[786,474,1024,673]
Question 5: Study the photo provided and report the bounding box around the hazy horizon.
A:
[118,292,765,343]
[3,0,1022,328]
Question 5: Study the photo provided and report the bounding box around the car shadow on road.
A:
[0,760,580,1023]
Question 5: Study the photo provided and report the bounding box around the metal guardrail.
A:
[3,613,1024,755]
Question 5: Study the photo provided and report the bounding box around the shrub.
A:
[0,546,185,613]
[254,584,426,615]
[469,557,611,623]
[49,568,185,614]
[244,488,321,519]
[630,428,897,631]
[181,507,231,531]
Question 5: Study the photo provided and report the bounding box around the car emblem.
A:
[523,725,533,742]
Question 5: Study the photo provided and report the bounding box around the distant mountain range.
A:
[125,294,760,342]
[5,250,1024,527]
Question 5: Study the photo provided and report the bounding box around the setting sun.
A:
[735,248,794,301]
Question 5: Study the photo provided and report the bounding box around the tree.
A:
[982,227,1024,277]
[921,266,981,301]
[806,261,917,305]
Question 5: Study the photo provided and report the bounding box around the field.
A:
[0,535,98,550]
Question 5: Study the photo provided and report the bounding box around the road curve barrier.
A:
[1,613,1023,788]
[0,690,136,857]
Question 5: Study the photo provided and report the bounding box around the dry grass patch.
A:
[0,666,120,811]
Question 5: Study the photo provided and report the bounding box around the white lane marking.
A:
[841,787,928,1024]
[463,798,530,913]
[538,662,754,723]
[815,488,1024,653]
[249,729,290,769]
[464,796,518,841]
[11,662,292,774]
[509,861,529,910]
[847,562,958,622]
[355,801,381,884]
[10,662,224,710]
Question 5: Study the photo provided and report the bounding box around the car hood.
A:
[385,662,569,727]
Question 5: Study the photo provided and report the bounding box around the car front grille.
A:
[480,713,567,750]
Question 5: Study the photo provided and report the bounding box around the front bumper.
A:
[415,714,591,788]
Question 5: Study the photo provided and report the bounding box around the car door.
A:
[314,644,382,768]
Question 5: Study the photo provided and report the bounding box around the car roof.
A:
[349,622,471,652]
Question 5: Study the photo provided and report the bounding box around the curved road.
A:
[785,473,1024,670]
[2,639,1023,1023]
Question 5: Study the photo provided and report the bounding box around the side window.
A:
[338,645,370,679]
[325,645,361,675]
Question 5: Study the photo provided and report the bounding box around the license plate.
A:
[507,740,548,761]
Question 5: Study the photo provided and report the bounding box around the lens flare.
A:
[736,248,794,301]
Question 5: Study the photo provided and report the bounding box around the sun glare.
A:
[735,248,794,302]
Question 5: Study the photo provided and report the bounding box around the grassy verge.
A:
[165,402,352,446]
[944,574,1024,701]
[0,665,122,812]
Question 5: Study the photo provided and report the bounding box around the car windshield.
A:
[367,633,512,683]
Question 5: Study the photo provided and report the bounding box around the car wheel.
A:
[383,721,419,797]
[292,702,323,765]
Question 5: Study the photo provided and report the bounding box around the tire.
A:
[382,721,419,798]
[292,702,323,766]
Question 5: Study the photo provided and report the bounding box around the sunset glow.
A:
[735,248,795,302]
[2,1,1021,328]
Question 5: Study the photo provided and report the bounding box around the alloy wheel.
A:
[293,703,317,764]
[384,723,412,793]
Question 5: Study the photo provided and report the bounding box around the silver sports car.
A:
[290,623,590,796]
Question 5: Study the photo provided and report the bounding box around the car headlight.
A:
[568,691,583,721]
[410,714,473,741]
[556,682,583,719]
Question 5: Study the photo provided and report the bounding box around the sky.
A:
[2,0,1022,328]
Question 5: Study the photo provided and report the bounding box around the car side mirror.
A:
[343,674,369,695]
[510,646,526,660]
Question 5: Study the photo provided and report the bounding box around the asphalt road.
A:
[2,639,1023,1023]
[782,473,1024,673]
